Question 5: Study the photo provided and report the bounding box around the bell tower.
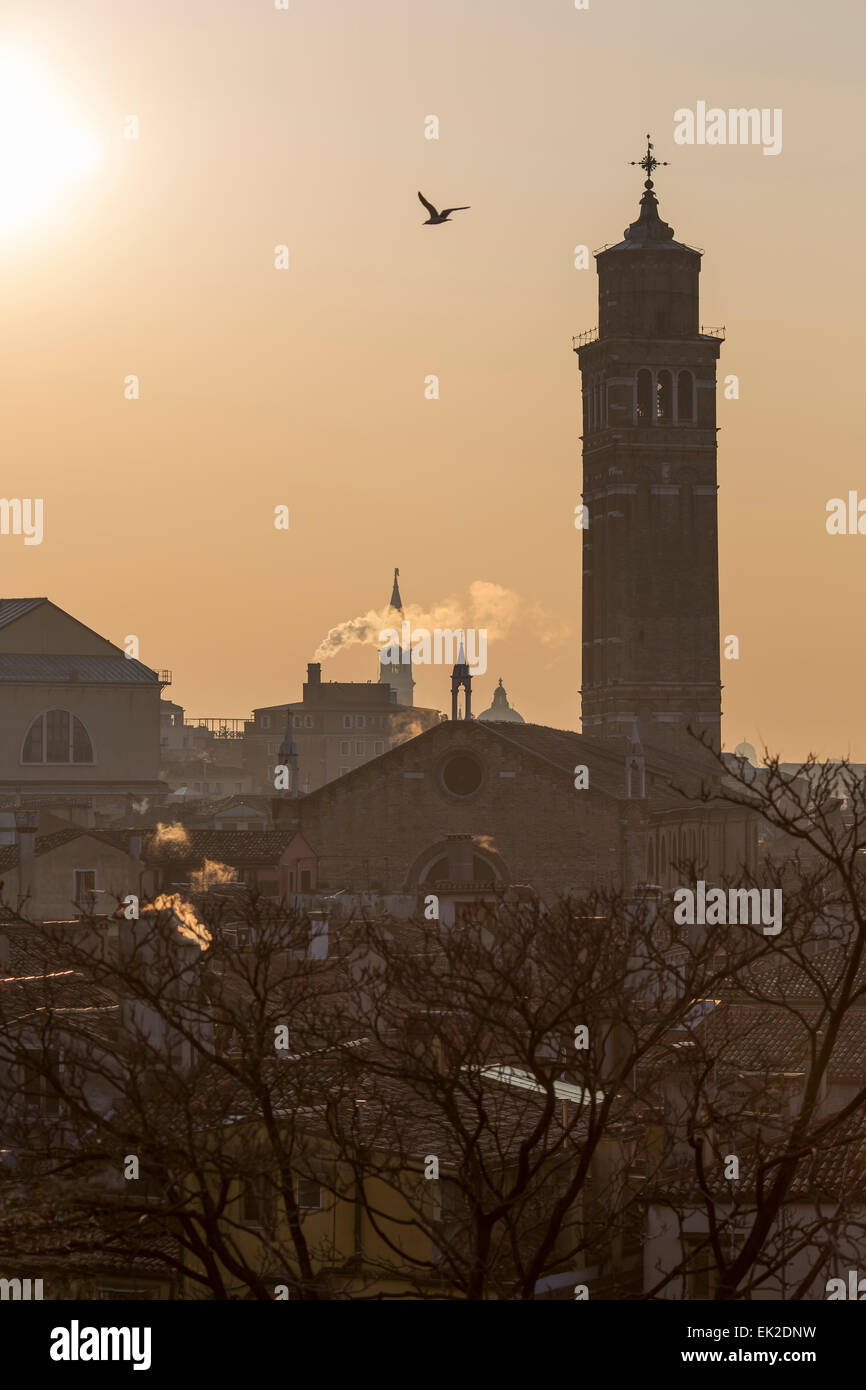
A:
[378,567,415,706]
[575,137,723,759]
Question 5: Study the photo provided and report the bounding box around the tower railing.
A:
[573,325,726,349]
[573,328,599,349]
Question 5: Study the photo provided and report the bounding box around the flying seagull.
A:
[417,190,470,225]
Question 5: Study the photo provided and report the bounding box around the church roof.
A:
[0,654,159,684]
[0,598,47,629]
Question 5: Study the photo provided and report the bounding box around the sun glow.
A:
[0,54,100,237]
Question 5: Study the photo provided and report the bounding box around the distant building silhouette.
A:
[477,678,524,724]
[0,598,165,820]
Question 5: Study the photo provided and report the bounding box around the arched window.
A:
[636,369,653,422]
[677,370,694,422]
[22,710,94,764]
[657,370,673,422]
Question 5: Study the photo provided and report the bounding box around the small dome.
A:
[734,739,758,765]
[477,678,525,724]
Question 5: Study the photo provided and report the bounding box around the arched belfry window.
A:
[636,369,653,422]
[22,709,94,764]
[677,371,694,422]
[657,370,673,422]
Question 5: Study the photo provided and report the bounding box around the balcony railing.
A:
[700,325,725,339]
[158,669,172,686]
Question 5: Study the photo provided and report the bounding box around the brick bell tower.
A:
[575,136,723,760]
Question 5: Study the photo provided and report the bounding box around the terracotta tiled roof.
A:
[144,829,293,866]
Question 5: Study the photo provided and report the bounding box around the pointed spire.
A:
[389,566,403,612]
[450,642,472,721]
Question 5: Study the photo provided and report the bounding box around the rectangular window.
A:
[683,1237,714,1299]
[73,870,96,911]
[242,1177,273,1228]
[355,716,365,729]
[343,715,353,729]
[340,741,350,755]
[260,715,271,729]
[374,741,384,755]
[20,1049,61,1116]
[355,741,365,755]
[297,1179,322,1209]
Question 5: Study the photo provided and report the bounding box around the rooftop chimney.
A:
[307,662,321,685]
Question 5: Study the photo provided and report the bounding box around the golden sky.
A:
[1,0,863,758]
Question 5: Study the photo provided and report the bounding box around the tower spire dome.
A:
[624,134,675,245]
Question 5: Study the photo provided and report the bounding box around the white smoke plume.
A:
[314,581,534,661]
[190,859,237,892]
[151,821,190,850]
[145,892,212,950]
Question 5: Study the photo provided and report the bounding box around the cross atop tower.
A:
[629,133,669,188]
